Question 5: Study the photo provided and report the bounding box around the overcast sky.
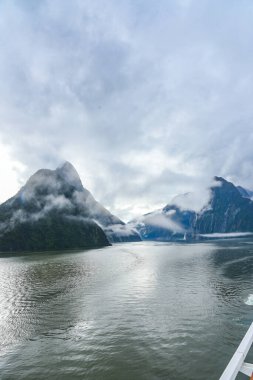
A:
[1,0,253,221]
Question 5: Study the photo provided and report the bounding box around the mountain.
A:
[195,177,253,233]
[0,162,140,252]
[129,176,253,241]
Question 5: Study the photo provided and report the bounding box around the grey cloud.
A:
[1,0,253,221]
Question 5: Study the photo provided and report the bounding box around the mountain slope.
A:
[56,163,140,242]
[195,177,253,233]
[0,161,140,252]
[237,185,253,199]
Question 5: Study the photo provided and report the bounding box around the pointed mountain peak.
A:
[56,161,83,191]
[214,176,226,183]
[213,176,235,189]
[58,161,75,171]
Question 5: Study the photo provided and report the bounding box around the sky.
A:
[1,0,253,222]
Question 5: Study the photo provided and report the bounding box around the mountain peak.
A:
[58,161,75,171]
[57,161,83,191]
[214,176,226,183]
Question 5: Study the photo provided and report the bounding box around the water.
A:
[0,240,253,380]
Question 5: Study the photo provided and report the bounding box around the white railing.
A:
[220,322,253,380]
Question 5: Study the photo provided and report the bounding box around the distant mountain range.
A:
[0,162,140,252]
[129,177,253,241]
[1,163,253,253]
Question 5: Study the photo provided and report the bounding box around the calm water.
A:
[0,240,253,380]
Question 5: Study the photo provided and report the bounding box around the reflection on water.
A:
[0,241,253,379]
[245,294,253,305]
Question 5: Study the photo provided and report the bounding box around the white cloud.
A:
[131,211,184,233]
[0,0,253,221]
[200,232,253,238]
[0,141,26,203]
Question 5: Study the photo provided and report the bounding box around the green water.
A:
[0,240,253,379]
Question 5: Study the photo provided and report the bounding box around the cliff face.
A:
[195,177,253,233]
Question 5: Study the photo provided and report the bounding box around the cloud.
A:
[0,193,74,235]
[131,211,184,233]
[1,0,253,221]
[200,232,253,238]
[102,223,139,238]
[169,177,222,212]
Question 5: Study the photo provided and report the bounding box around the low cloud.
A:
[103,223,139,237]
[0,193,73,235]
[200,232,253,238]
[131,211,184,233]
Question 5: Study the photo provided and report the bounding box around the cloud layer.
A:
[1,0,253,221]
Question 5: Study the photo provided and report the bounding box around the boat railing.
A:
[220,322,253,380]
